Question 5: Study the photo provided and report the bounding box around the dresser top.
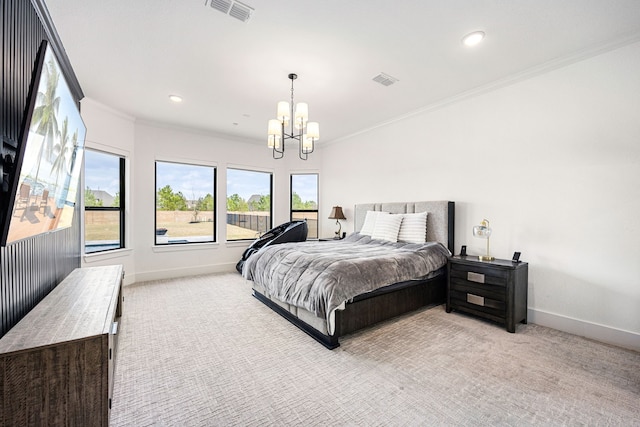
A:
[0,265,123,354]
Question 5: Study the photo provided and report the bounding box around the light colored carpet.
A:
[111,273,640,426]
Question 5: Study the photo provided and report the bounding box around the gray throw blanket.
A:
[243,233,450,329]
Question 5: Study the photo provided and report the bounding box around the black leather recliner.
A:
[236,220,308,273]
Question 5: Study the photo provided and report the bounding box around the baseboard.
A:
[128,262,237,284]
[528,308,640,352]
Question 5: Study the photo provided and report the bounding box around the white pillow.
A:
[360,211,389,236]
[371,214,403,242]
[398,212,428,244]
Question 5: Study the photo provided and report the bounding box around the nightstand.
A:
[446,256,528,333]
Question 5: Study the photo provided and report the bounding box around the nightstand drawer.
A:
[450,264,509,287]
[449,289,505,317]
[449,279,505,301]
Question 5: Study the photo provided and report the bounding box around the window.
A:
[84,149,125,253]
[226,168,272,241]
[155,161,216,245]
[291,173,318,239]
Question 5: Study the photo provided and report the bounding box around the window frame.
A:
[83,149,126,254]
[154,160,217,246]
[290,173,319,240]
[226,167,273,242]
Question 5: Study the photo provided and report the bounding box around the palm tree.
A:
[50,117,72,208]
[31,56,61,184]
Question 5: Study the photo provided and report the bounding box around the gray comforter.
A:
[242,233,450,326]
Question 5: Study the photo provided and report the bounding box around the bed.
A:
[243,201,455,349]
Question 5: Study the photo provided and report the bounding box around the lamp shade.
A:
[294,102,308,121]
[328,206,346,220]
[306,121,320,139]
[277,101,290,123]
[267,119,282,136]
[472,219,492,238]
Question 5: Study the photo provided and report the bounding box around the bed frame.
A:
[252,201,455,349]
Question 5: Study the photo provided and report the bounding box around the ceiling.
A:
[45,0,640,146]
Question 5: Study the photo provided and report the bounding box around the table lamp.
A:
[328,206,346,239]
[473,219,494,261]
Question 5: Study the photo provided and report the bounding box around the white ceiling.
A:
[45,0,640,145]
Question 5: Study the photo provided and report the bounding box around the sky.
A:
[290,173,318,202]
[226,168,271,201]
[156,161,214,200]
[84,150,121,196]
[85,156,318,203]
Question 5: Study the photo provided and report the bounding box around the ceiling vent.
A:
[372,72,399,87]
[206,0,254,23]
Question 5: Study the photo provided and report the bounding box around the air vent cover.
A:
[206,0,254,23]
[209,0,232,14]
[372,72,399,86]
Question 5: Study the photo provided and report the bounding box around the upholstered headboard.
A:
[354,201,455,253]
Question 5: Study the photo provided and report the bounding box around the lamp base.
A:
[478,255,495,261]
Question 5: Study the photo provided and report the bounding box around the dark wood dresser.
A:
[446,256,528,332]
[0,265,124,426]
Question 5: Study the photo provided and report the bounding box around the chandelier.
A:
[267,73,319,160]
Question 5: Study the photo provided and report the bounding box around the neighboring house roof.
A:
[91,190,115,206]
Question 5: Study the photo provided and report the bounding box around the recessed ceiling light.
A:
[462,31,485,47]
[169,95,183,103]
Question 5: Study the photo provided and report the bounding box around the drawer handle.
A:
[111,321,119,335]
[467,293,485,306]
[467,272,485,283]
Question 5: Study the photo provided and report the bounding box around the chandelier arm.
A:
[271,121,285,156]
[299,141,307,160]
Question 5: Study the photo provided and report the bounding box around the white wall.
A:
[79,99,322,284]
[131,122,320,282]
[80,99,137,283]
[320,41,640,349]
[80,41,639,349]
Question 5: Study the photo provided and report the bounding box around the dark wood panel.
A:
[1,0,84,338]
[337,276,446,336]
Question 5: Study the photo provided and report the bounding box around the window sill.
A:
[152,242,219,253]
[225,240,254,248]
[83,248,133,263]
